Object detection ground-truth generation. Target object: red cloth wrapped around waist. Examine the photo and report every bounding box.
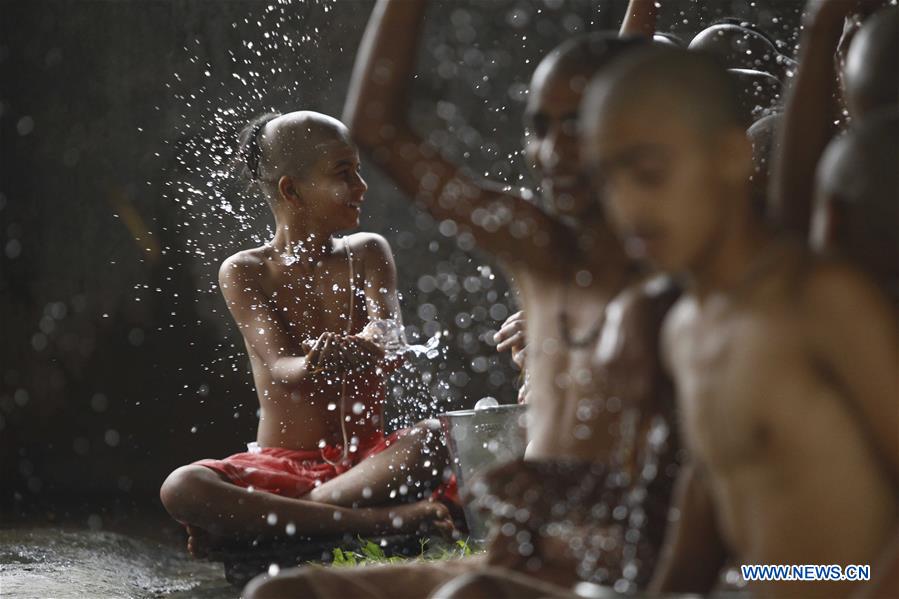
[193,428,458,505]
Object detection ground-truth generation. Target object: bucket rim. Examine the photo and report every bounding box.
[438,404,527,419]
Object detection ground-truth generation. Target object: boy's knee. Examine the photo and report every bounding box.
[243,570,318,599]
[411,418,445,450]
[159,465,210,519]
[412,418,441,435]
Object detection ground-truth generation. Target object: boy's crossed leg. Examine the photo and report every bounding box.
[160,420,454,558]
[306,419,449,508]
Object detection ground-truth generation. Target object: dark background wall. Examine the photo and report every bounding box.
[0,0,804,522]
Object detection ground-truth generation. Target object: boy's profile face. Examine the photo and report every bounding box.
[290,137,368,231]
[524,64,595,222]
[584,101,733,273]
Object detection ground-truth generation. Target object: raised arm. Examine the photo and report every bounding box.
[770,0,865,236]
[620,0,659,38]
[343,0,565,276]
[219,255,316,386]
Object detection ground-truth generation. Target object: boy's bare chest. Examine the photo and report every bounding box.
[261,263,365,339]
[670,302,811,471]
[522,282,615,456]
[525,281,608,381]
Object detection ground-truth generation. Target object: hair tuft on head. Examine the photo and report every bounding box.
[237,112,282,182]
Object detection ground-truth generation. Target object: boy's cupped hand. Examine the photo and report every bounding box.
[304,332,386,374]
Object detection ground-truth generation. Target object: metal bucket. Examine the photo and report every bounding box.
[438,403,528,542]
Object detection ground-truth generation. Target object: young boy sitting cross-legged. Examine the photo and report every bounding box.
[159,110,455,558]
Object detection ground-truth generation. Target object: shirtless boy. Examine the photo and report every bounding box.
[339,0,662,465]
[248,0,673,598]
[159,111,454,557]
[582,46,898,598]
[772,1,898,238]
[812,110,899,304]
[774,2,898,308]
[633,10,789,123]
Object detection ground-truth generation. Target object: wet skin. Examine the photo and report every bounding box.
[585,76,899,598]
[159,116,455,558]
[219,134,387,451]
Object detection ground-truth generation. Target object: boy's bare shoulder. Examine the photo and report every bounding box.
[798,255,893,325]
[218,246,271,284]
[344,232,394,262]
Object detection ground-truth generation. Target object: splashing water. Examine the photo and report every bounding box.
[358,318,442,359]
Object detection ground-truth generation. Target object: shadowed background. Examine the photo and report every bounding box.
[0,0,804,527]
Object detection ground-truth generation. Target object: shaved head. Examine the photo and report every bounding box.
[580,46,755,274]
[653,32,685,47]
[689,22,791,78]
[256,111,350,181]
[817,110,899,211]
[236,110,364,222]
[523,32,647,220]
[238,110,351,190]
[844,7,899,119]
[530,33,647,93]
[583,46,748,142]
[814,109,899,298]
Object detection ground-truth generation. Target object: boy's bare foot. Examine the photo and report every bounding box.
[186,524,228,559]
[389,499,456,539]
[184,501,454,559]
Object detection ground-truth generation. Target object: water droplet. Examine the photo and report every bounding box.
[474,396,499,410]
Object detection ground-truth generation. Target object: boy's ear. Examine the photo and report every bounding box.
[278,175,300,203]
[718,129,754,184]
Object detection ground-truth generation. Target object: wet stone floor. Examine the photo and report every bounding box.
[0,525,237,599]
